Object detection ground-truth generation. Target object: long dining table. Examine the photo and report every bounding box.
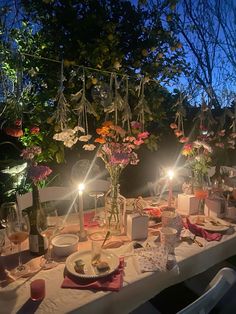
[1,209,236,314]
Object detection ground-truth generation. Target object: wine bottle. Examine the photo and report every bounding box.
[29,184,47,256]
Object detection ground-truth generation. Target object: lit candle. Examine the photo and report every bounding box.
[78,183,87,241]
[167,169,174,207]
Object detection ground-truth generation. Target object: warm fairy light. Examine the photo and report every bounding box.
[78,183,85,192]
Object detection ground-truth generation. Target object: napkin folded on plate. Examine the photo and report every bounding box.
[61,258,124,292]
[185,218,222,241]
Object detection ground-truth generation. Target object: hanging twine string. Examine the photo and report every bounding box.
[136,78,145,131]
[82,67,89,135]
[114,73,118,125]
[124,75,131,132]
[19,51,161,84]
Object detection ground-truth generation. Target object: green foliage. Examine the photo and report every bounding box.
[0,0,187,169]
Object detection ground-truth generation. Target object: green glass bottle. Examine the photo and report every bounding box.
[28,184,47,256]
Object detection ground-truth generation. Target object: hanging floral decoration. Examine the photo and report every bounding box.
[52,61,70,131]
[53,125,95,150]
[134,77,152,131]
[170,93,187,142]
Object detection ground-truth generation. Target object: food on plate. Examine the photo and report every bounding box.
[91,253,101,266]
[96,261,110,272]
[74,259,86,274]
[144,207,162,217]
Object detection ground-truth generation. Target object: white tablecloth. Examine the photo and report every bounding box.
[1,227,236,314]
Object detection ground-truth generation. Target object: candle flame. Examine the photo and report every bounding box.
[78,183,85,192]
[167,169,174,180]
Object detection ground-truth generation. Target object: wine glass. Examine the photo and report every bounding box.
[37,208,63,269]
[89,191,105,224]
[5,206,30,277]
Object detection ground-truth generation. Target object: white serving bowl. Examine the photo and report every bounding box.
[52,234,79,257]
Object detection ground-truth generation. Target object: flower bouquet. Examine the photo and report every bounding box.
[95,121,149,233]
[182,140,212,214]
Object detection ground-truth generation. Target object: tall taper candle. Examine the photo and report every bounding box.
[78,184,87,241]
[167,170,174,207]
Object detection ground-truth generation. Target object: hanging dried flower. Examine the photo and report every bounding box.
[174,129,183,137]
[170,123,178,129]
[179,137,189,143]
[83,144,96,151]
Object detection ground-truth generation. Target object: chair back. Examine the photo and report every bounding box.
[85,179,110,193]
[16,186,78,213]
[177,267,236,314]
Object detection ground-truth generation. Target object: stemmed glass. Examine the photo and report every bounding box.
[5,207,30,277]
[89,191,105,224]
[37,209,63,269]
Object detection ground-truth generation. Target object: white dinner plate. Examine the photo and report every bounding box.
[189,215,230,232]
[65,250,119,279]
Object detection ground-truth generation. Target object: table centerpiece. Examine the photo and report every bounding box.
[95,120,149,234]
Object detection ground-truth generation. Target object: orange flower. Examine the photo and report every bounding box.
[182,143,193,156]
[95,137,106,144]
[102,121,113,127]
[96,126,110,136]
[5,127,23,138]
[174,129,183,137]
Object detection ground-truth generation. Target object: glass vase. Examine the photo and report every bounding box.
[105,183,126,235]
[193,173,209,215]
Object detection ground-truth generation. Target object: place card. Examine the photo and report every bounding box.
[127,214,148,240]
[177,194,200,215]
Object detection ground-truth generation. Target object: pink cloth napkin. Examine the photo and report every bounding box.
[84,212,99,227]
[185,218,222,241]
[61,258,124,292]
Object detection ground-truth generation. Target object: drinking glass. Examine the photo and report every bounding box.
[37,209,63,269]
[89,191,105,225]
[5,207,30,277]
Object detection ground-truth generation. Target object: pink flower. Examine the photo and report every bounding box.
[131,121,142,129]
[134,138,144,145]
[215,142,224,148]
[110,125,126,137]
[170,123,178,129]
[138,131,149,140]
[21,146,42,160]
[123,136,136,142]
[28,165,52,182]
[30,126,40,134]
[174,129,183,137]
[14,119,22,127]
[179,137,189,143]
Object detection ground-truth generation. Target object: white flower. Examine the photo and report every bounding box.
[53,126,88,148]
[74,126,85,133]
[64,138,78,148]
[193,140,212,153]
[195,155,201,162]
[83,144,96,151]
[53,129,74,141]
[79,134,92,142]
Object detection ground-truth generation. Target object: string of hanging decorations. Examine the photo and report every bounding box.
[1,51,164,134]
